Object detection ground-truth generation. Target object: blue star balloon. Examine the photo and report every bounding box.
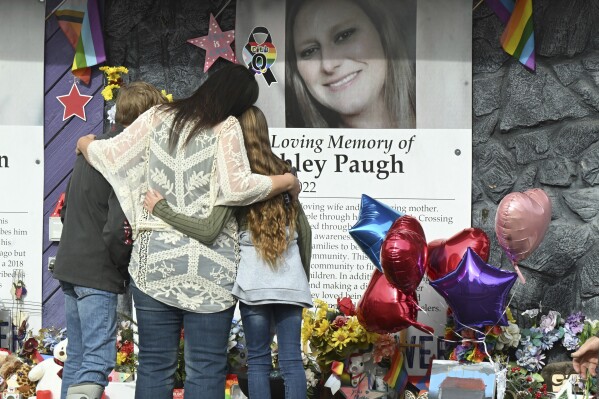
[429,248,517,329]
[348,195,403,271]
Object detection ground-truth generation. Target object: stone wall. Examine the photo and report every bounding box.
[472,0,599,343]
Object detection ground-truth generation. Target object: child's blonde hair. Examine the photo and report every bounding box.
[115,81,165,126]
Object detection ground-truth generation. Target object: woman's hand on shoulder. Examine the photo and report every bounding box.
[76,134,96,155]
[143,189,164,214]
[285,172,301,201]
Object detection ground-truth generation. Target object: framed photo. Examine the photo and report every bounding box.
[428,360,495,399]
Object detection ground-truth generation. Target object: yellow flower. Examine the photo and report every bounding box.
[116,351,128,365]
[301,321,314,344]
[314,319,330,337]
[101,84,120,101]
[331,329,352,349]
[161,89,174,103]
[100,66,129,87]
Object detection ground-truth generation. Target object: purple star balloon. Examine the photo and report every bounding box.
[430,248,517,329]
[349,195,403,272]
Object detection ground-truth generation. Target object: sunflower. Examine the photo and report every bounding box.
[301,320,314,344]
[314,319,331,337]
[331,329,352,349]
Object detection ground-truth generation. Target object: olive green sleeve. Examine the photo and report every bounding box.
[296,203,312,280]
[152,200,235,245]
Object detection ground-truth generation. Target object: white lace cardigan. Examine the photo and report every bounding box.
[87,106,272,312]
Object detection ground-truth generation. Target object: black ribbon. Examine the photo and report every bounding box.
[245,26,277,86]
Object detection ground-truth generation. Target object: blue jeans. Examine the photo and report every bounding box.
[131,285,234,399]
[240,302,306,399]
[61,282,118,399]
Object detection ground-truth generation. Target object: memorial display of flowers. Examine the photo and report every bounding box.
[301,297,379,371]
[115,320,137,374]
[444,306,599,374]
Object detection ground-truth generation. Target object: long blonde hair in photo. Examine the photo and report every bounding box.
[239,106,298,268]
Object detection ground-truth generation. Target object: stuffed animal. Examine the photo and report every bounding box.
[0,350,11,392]
[2,357,36,399]
[28,339,68,399]
[348,352,372,387]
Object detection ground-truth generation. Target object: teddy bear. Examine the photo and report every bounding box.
[27,339,68,399]
[1,355,37,399]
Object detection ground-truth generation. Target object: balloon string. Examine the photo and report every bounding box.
[431,283,522,362]
[512,261,526,284]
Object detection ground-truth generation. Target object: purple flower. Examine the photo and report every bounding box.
[539,310,560,333]
[565,311,585,335]
[562,332,580,351]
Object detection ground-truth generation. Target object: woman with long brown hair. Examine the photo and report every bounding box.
[76,65,300,399]
[144,106,312,398]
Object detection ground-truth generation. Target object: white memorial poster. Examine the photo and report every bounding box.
[236,0,472,375]
[0,126,44,347]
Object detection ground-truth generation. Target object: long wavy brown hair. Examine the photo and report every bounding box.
[239,106,297,268]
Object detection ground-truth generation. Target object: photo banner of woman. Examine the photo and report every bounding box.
[235,0,473,377]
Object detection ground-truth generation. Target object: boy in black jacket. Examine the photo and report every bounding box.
[53,82,165,399]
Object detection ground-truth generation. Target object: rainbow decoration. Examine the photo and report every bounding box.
[384,350,408,393]
[243,26,278,85]
[55,0,106,84]
[484,0,535,71]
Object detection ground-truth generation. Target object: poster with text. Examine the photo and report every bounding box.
[236,0,472,375]
[0,126,44,348]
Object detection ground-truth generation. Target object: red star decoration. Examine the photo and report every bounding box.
[339,376,387,399]
[187,13,237,72]
[56,82,93,121]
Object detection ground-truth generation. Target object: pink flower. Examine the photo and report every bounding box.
[373,335,396,363]
[332,316,348,328]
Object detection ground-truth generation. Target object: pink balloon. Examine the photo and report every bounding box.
[380,216,427,294]
[495,189,552,281]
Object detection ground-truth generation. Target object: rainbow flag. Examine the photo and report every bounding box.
[485,0,535,71]
[55,0,106,84]
[384,350,409,393]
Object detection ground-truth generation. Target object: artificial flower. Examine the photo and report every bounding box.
[522,309,540,318]
[331,329,352,349]
[314,319,330,336]
[373,334,396,363]
[496,322,521,350]
[161,89,174,102]
[101,84,120,101]
[107,104,116,124]
[539,310,560,333]
[565,311,585,335]
[337,296,356,316]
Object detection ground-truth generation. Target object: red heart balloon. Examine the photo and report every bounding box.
[427,228,490,281]
[356,270,433,334]
[389,214,426,240]
[380,216,427,294]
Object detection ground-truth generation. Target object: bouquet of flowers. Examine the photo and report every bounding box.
[115,320,137,374]
[99,66,128,101]
[444,310,510,363]
[301,297,379,372]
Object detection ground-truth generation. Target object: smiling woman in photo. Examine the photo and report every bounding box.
[285,0,416,129]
